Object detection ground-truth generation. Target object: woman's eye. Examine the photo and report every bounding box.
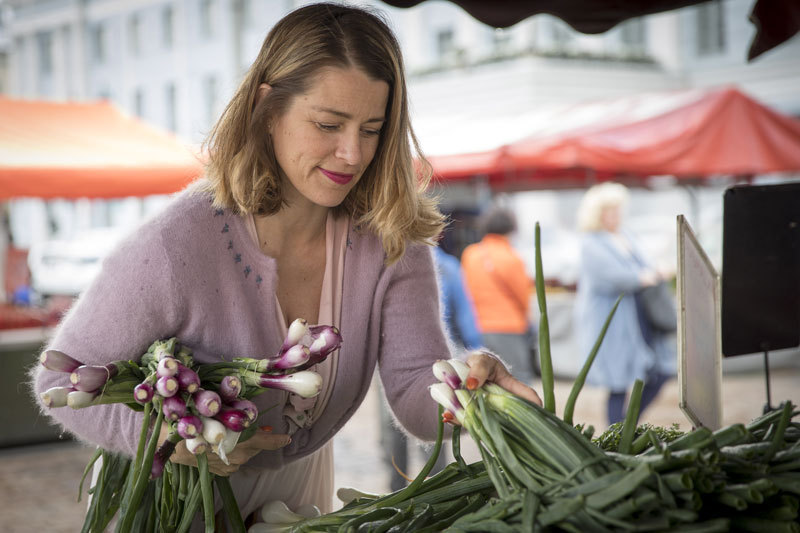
[361,128,381,137]
[316,123,339,132]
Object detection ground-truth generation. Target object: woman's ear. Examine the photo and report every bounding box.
[255,83,272,107]
[253,83,273,132]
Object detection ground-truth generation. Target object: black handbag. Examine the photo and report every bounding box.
[636,281,677,333]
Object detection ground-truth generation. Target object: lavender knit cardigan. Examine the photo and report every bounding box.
[32,187,451,470]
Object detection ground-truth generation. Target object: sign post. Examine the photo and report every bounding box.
[676,215,722,430]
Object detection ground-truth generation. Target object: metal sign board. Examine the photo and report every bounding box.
[677,215,722,430]
[721,182,800,357]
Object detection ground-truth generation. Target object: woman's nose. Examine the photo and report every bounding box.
[334,131,362,166]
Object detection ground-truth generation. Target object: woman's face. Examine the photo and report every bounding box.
[270,66,390,210]
[600,204,621,232]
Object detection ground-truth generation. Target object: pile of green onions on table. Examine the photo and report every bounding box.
[279,223,800,533]
[38,320,341,533]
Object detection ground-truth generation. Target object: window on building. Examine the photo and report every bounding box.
[134,88,145,117]
[162,6,174,48]
[203,75,218,126]
[91,23,106,64]
[0,54,5,93]
[492,28,513,56]
[200,0,214,39]
[619,17,646,54]
[129,13,141,56]
[550,18,573,51]
[165,82,177,132]
[436,27,455,63]
[61,25,76,97]
[243,0,256,27]
[36,31,53,76]
[697,1,726,56]
[14,37,26,91]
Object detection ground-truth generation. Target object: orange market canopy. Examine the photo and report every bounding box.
[0,98,204,199]
[425,87,800,190]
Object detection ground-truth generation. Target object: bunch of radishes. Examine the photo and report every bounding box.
[39,318,342,478]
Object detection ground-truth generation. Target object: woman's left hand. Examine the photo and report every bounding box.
[464,350,542,406]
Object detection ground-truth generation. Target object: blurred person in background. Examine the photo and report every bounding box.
[434,242,483,352]
[461,207,536,384]
[573,182,674,426]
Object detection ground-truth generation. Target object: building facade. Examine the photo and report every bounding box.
[5,0,799,145]
[2,0,799,252]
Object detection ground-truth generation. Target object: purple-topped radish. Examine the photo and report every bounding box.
[162,395,187,421]
[272,344,311,370]
[133,382,155,405]
[429,383,465,424]
[175,364,200,393]
[433,360,462,390]
[297,325,342,369]
[177,414,204,439]
[215,407,250,432]
[193,389,221,417]
[156,375,179,398]
[228,399,258,423]
[157,356,179,378]
[308,325,342,356]
[40,350,83,373]
[70,364,119,392]
[279,318,309,355]
[218,375,242,403]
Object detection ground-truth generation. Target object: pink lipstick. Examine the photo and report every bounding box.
[319,168,354,185]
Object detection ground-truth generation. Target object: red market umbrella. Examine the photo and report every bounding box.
[507,87,800,177]
[427,87,800,189]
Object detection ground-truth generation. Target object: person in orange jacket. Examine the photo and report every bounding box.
[461,206,536,383]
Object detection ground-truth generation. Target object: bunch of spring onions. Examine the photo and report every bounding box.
[283,222,799,532]
[430,360,800,531]
[38,318,341,533]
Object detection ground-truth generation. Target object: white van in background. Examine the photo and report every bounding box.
[27,227,129,297]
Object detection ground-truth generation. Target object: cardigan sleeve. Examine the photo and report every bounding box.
[376,244,452,441]
[31,223,183,457]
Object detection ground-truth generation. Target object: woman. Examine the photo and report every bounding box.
[461,207,536,384]
[573,182,673,426]
[32,3,540,525]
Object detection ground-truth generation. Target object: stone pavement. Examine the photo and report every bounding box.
[1,365,798,532]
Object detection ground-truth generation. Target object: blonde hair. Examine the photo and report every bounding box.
[201,3,444,264]
[576,182,630,232]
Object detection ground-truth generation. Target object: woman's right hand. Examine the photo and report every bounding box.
[164,426,291,476]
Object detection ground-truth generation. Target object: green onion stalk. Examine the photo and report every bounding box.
[38,319,342,533]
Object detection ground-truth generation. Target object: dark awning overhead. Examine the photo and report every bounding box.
[381,0,800,61]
